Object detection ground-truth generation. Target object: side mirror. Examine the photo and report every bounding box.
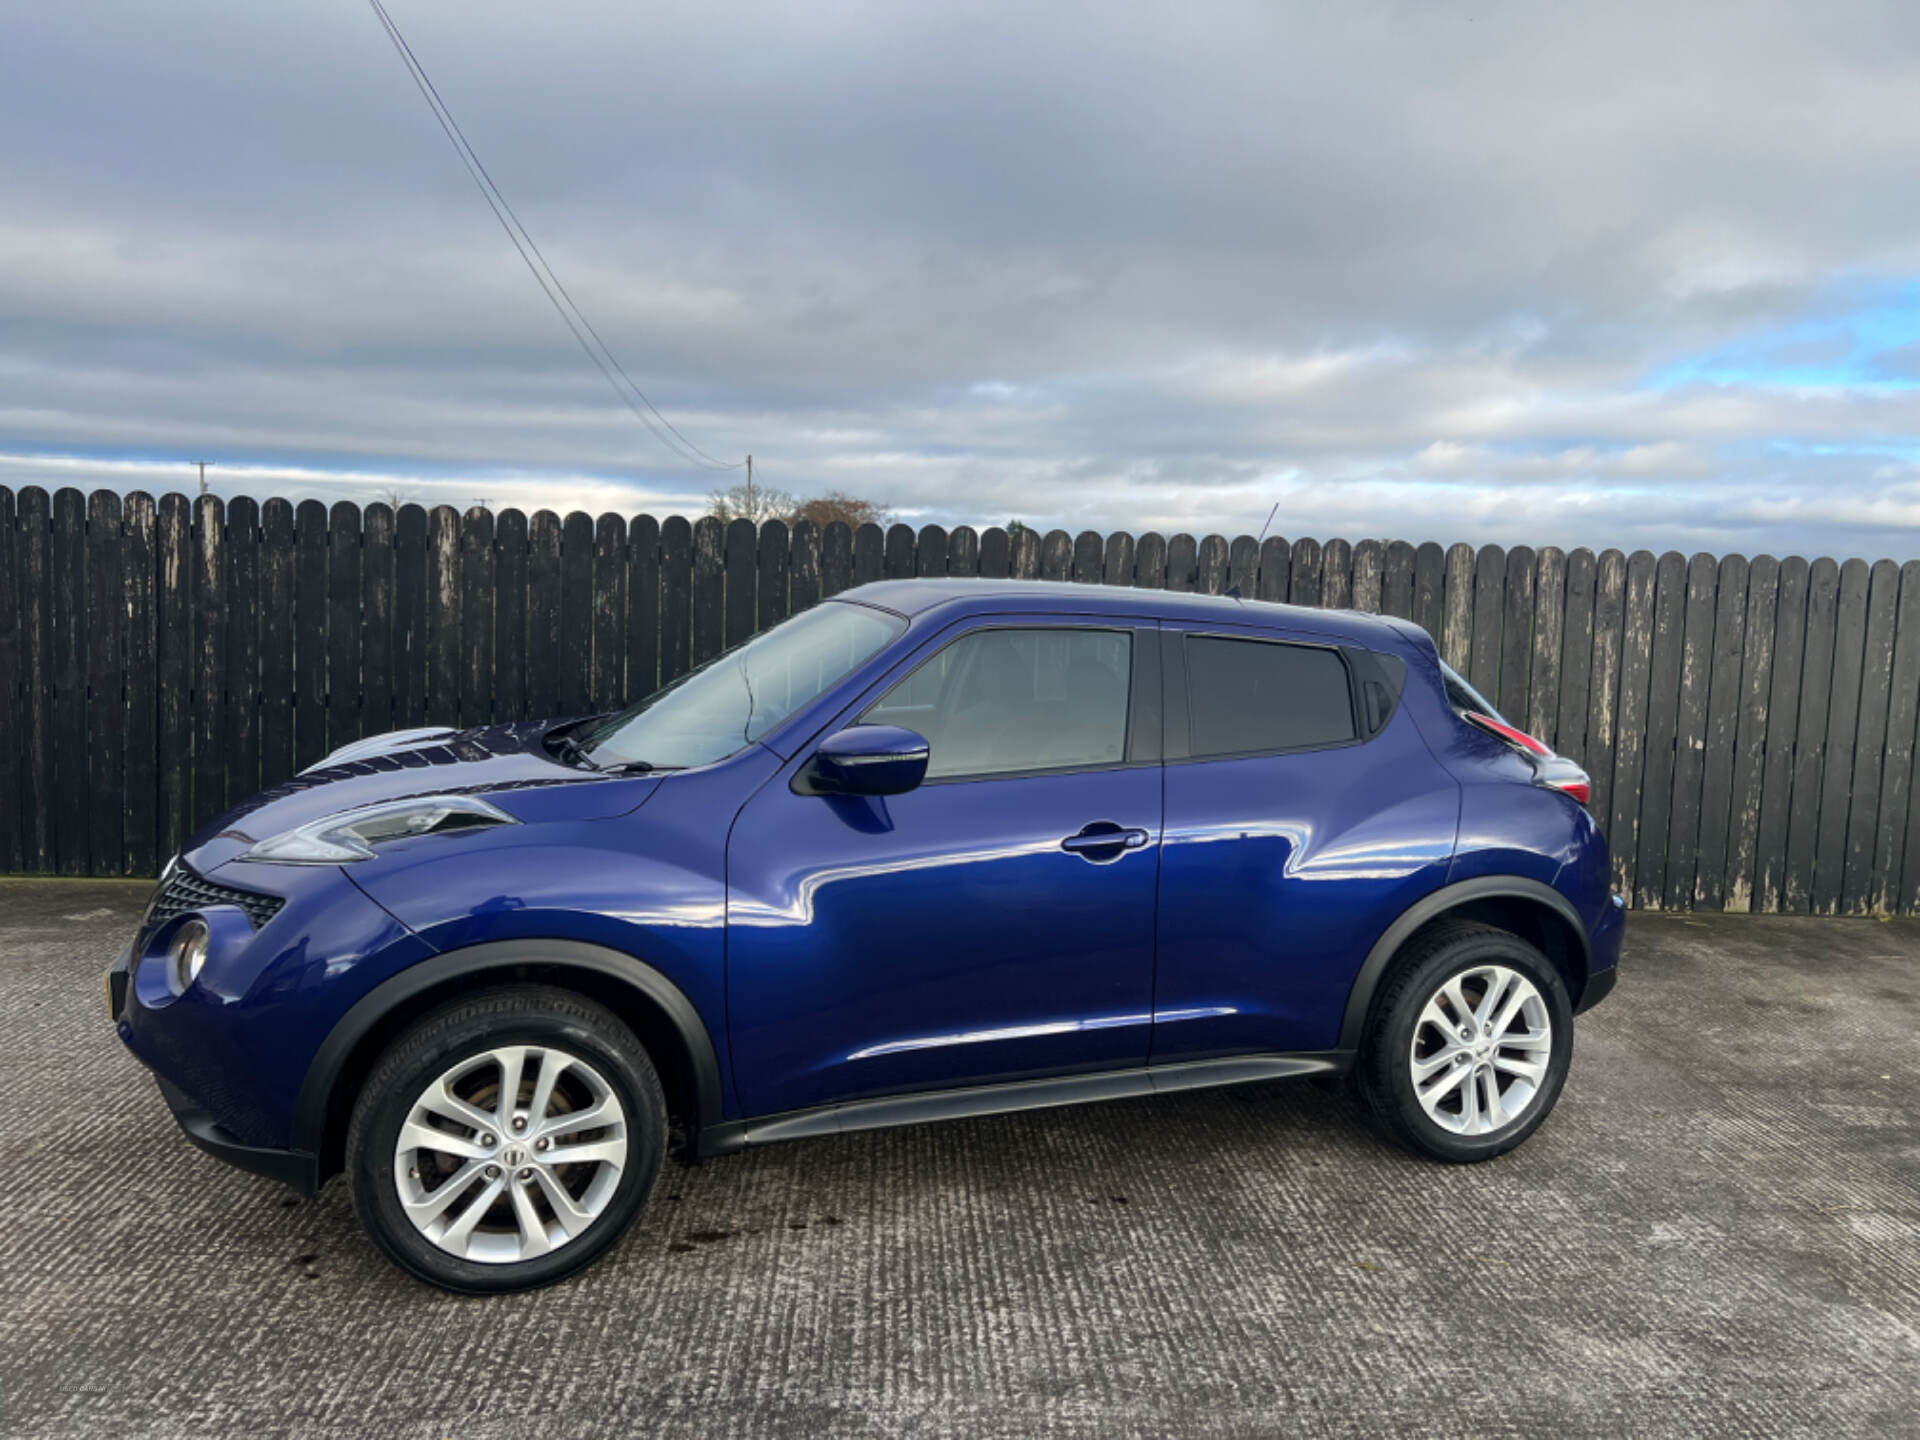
[795,725,930,797]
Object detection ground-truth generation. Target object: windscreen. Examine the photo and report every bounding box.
[582,601,904,770]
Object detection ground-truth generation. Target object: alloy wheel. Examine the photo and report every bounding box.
[1408,965,1553,1136]
[393,1044,628,1264]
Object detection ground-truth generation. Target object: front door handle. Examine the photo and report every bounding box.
[1060,822,1151,861]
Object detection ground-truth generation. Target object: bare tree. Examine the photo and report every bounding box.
[788,491,894,530]
[708,480,798,526]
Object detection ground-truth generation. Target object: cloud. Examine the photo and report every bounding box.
[3,0,1920,559]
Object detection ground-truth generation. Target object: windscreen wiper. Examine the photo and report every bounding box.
[546,730,603,771]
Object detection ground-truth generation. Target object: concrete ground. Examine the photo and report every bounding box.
[0,882,1915,1439]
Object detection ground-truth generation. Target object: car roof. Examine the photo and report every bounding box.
[835,577,1424,650]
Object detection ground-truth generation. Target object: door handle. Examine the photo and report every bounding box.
[1060,823,1150,860]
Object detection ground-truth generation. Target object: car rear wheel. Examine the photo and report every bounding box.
[346,984,667,1293]
[1358,921,1573,1163]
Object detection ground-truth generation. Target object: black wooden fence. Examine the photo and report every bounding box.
[3,483,1919,914]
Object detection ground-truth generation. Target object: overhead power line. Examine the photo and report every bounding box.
[367,0,744,471]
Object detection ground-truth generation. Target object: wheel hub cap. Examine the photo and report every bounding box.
[1408,964,1552,1137]
[394,1045,628,1265]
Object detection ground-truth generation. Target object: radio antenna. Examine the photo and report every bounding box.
[1226,502,1280,600]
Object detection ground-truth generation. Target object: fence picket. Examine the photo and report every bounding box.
[1840,560,1900,913]
[654,516,691,685]
[627,515,660,703]
[760,519,792,630]
[1322,539,1352,608]
[918,524,948,580]
[460,507,494,729]
[1811,558,1871,914]
[1440,543,1473,671]
[560,512,594,712]
[723,517,755,650]
[393,504,428,732]
[1783,559,1842,913]
[1874,562,1920,914]
[86,490,124,874]
[327,501,362,751]
[1499,545,1535,725]
[1686,554,1745,914]
[259,499,296,791]
[425,505,461,730]
[1722,557,1778,912]
[1583,550,1625,836]
[52,489,89,872]
[493,509,527,721]
[118,494,158,871]
[594,513,628,708]
[527,511,562,715]
[0,488,16,871]
[948,525,980,579]
[225,496,261,817]
[156,493,192,858]
[1288,537,1321,607]
[1526,548,1564,744]
[1163,533,1196,593]
[1351,540,1384,614]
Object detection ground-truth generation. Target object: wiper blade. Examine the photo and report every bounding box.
[602,759,682,774]
[546,730,603,771]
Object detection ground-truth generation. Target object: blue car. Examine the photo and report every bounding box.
[109,578,1623,1292]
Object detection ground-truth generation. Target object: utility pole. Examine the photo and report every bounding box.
[192,460,212,497]
[745,455,754,519]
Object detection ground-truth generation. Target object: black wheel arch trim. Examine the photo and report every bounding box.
[1337,876,1592,1051]
[291,938,726,1161]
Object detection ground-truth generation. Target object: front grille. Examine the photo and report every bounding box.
[143,866,285,933]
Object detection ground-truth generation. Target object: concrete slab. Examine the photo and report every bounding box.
[0,880,1915,1437]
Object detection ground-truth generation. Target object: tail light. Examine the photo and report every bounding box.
[1538,770,1590,806]
[1463,710,1590,806]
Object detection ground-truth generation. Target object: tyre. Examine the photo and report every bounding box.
[1357,921,1573,1163]
[346,984,667,1293]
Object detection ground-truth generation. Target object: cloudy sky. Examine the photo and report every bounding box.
[5,0,1920,559]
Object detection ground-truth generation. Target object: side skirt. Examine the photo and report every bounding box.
[696,1052,1352,1157]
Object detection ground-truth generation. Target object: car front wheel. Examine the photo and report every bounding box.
[346,984,667,1293]
[1358,921,1574,1163]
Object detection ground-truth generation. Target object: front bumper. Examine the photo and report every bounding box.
[105,941,320,1195]
[155,1076,319,1196]
[107,857,434,1191]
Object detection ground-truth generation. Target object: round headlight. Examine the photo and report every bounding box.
[169,920,210,995]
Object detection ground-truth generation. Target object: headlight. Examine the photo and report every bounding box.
[242,795,518,864]
[169,920,210,994]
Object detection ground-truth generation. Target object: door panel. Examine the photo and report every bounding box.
[1151,624,1459,1060]
[725,619,1163,1118]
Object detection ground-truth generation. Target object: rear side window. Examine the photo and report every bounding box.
[1438,659,1503,722]
[1185,636,1355,757]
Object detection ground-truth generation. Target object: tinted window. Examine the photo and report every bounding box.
[868,628,1132,779]
[1185,636,1354,756]
[1438,659,1502,722]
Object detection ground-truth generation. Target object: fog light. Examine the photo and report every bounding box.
[169,920,210,995]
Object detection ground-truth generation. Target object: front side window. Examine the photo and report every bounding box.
[867,627,1132,780]
[1185,635,1355,758]
[584,601,904,770]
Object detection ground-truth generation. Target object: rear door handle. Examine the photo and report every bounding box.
[1060,823,1151,859]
